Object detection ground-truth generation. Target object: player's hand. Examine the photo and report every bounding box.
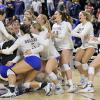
[25,49,32,56]
[6,61,13,67]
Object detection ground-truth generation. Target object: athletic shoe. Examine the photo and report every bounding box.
[54,87,64,95]
[44,83,53,96]
[77,79,84,86]
[66,81,69,86]
[0,88,16,98]
[81,80,88,89]
[18,84,26,93]
[95,71,100,77]
[61,79,66,86]
[78,84,94,93]
[66,85,76,93]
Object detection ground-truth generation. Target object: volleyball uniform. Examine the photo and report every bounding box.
[71,22,97,49]
[16,29,22,38]
[36,27,60,61]
[16,29,24,61]
[0,40,18,78]
[52,21,74,52]
[2,34,49,71]
[0,21,15,42]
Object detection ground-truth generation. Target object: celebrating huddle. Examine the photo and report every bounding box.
[0,9,99,98]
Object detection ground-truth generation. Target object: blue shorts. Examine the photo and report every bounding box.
[55,56,59,61]
[95,48,97,51]
[24,56,41,71]
[0,64,15,78]
[59,49,73,54]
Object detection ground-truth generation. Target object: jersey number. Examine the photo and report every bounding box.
[31,43,36,49]
[53,31,58,35]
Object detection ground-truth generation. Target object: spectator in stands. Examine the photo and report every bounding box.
[0,0,5,11]
[57,0,66,11]
[5,0,14,18]
[4,18,11,27]
[29,7,35,15]
[86,0,96,7]
[31,0,42,17]
[66,0,72,8]
[96,8,100,18]
[21,0,32,10]
[52,0,60,11]
[10,15,18,23]
[69,0,81,19]
[47,0,53,18]
[14,0,25,23]
[86,1,94,14]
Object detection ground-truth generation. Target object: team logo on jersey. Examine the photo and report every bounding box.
[25,38,37,44]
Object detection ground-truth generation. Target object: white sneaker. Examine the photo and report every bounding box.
[0,88,16,98]
[77,79,84,86]
[54,87,64,95]
[61,79,66,86]
[66,81,69,86]
[44,83,53,96]
[18,84,26,93]
[57,74,63,81]
[81,80,88,89]
[78,84,94,93]
[95,71,100,77]
[66,85,76,93]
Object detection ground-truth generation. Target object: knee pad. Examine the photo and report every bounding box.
[23,82,30,89]
[74,61,81,66]
[62,64,70,71]
[88,67,95,74]
[82,63,88,70]
[49,72,57,81]
[7,69,15,76]
[37,73,45,79]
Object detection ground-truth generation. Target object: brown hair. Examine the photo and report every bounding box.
[32,22,44,32]
[20,24,33,38]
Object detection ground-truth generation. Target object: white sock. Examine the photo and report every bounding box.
[88,81,93,84]
[56,83,62,88]
[81,74,85,79]
[84,77,88,81]
[9,85,15,87]
[39,83,42,87]
[68,79,73,85]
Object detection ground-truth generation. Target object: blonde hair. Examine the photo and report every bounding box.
[39,14,51,31]
[32,23,44,32]
[25,10,36,21]
[24,15,33,23]
[81,11,92,22]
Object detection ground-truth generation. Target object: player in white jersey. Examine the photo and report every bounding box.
[12,21,23,37]
[0,10,15,42]
[69,11,97,88]
[28,21,64,95]
[0,24,54,98]
[77,36,100,92]
[51,10,76,93]
[23,15,32,25]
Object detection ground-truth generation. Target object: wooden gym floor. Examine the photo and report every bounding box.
[0,70,100,100]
